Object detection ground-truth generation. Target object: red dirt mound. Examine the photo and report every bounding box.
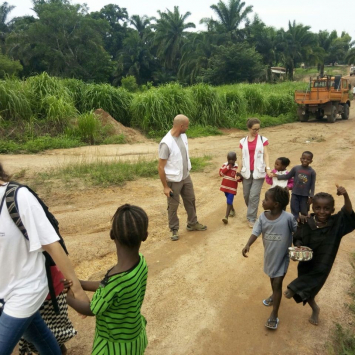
[94,109,148,144]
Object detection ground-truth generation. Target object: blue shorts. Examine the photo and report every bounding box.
[224,192,235,205]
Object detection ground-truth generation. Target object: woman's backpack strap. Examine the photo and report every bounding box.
[5,182,29,240]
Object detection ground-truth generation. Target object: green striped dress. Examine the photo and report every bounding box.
[90,254,148,355]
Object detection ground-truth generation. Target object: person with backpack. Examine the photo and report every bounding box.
[0,162,89,355]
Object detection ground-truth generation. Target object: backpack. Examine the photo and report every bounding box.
[3,181,68,314]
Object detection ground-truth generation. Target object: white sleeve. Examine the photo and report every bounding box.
[17,188,60,252]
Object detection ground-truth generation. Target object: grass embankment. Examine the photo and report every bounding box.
[1,73,307,153]
[32,156,211,188]
[326,252,355,354]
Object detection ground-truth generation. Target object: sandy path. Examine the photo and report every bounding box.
[7,104,355,355]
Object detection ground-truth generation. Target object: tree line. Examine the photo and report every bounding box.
[1,0,354,86]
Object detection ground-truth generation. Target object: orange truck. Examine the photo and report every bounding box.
[294,75,351,123]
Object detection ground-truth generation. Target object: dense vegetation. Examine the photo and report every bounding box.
[0,0,354,86]
[0,72,307,152]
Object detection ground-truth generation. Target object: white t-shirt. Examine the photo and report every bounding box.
[0,184,60,318]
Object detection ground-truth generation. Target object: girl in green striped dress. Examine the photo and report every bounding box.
[67,204,149,354]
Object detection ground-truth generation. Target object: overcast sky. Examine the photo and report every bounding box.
[7,0,355,38]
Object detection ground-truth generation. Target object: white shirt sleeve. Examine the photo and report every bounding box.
[17,188,60,252]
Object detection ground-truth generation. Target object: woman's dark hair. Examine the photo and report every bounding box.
[312,192,334,208]
[246,118,261,129]
[277,157,290,168]
[110,204,148,247]
[0,163,11,182]
[268,186,290,210]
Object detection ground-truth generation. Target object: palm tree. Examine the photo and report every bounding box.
[278,21,316,80]
[154,6,195,72]
[0,2,15,51]
[202,0,253,40]
[178,32,214,84]
[130,15,152,39]
[346,47,355,65]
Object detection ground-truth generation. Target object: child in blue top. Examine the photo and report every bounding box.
[242,186,297,330]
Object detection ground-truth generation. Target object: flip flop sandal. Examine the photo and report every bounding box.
[262,298,273,307]
[265,318,279,330]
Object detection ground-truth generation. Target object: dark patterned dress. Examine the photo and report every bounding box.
[288,207,355,303]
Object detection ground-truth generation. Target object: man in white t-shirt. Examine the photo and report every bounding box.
[158,115,207,241]
[0,164,89,355]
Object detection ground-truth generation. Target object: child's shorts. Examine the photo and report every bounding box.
[224,192,235,205]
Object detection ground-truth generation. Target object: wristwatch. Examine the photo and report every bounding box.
[266,167,271,170]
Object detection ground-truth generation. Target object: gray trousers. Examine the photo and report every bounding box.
[167,175,197,231]
[242,172,265,222]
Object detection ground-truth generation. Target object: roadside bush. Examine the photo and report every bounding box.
[188,84,226,126]
[241,84,268,114]
[81,84,132,126]
[131,83,194,131]
[121,76,138,92]
[0,79,32,120]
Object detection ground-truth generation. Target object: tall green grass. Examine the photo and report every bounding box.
[1,74,309,153]
[131,83,195,131]
[0,79,32,120]
[81,84,133,126]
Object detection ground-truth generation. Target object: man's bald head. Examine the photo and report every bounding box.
[172,114,189,134]
[173,114,189,127]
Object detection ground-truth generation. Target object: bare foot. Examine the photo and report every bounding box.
[309,306,320,326]
[284,289,294,299]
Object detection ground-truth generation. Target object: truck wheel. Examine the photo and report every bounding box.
[341,103,349,120]
[316,109,324,120]
[327,105,337,123]
[298,107,309,122]
[300,113,309,122]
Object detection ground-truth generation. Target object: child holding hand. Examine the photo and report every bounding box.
[242,186,297,330]
[219,151,242,224]
[67,204,149,354]
[273,151,316,219]
[265,157,293,190]
[285,185,355,326]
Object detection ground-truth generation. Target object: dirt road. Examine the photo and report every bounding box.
[5,105,355,355]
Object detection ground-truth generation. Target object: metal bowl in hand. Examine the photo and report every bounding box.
[288,246,313,261]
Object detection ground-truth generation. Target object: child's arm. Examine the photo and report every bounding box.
[80,280,101,292]
[265,170,274,185]
[293,224,303,247]
[336,185,352,214]
[287,175,294,190]
[67,291,94,316]
[219,165,229,177]
[242,235,258,257]
[308,170,316,204]
[274,167,295,180]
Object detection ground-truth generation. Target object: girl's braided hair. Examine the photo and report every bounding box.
[0,163,10,182]
[313,192,334,208]
[110,204,148,247]
[268,186,290,210]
